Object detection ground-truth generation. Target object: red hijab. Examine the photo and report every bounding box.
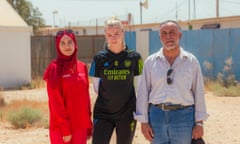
[43,30,78,87]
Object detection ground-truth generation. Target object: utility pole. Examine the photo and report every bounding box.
[216,0,219,17]
[188,0,192,30]
[140,1,142,24]
[188,0,191,21]
[96,18,98,35]
[175,0,178,21]
[139,0,148,24]
[52,10,58,27]
[193,0,196,19]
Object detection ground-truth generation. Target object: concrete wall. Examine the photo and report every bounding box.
[31,35,106,78]
[38,16,240,36]
[125,28,240,81]
[30,28,240,82]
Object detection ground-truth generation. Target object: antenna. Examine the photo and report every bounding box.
[141,0,148,9]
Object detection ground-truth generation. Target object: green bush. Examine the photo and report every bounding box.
[7,107,42,128]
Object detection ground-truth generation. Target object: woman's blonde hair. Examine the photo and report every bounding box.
[104,16,124,32]
[104,16,126,49]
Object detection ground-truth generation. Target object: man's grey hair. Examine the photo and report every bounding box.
[159,20,181,31]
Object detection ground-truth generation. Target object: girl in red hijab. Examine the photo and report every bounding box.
[43,29,92,144]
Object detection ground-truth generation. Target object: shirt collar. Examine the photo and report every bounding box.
[156,47,189,60]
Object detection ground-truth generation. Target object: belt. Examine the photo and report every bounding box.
[152,103,193,111]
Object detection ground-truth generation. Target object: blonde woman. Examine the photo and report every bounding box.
[89,17,143,144]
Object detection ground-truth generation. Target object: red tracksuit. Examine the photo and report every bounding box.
[45,61,92,144]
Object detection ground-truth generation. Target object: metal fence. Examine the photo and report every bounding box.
[144,28,240,80]
[31,35,105,78]
[31,28,240,81]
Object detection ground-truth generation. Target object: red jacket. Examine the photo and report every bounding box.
[45,61,92,136]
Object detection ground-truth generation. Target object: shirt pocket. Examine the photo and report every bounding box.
[177,68,193,89]
[150,67,166,87]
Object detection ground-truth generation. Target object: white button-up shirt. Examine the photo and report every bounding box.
[134,47,209,123]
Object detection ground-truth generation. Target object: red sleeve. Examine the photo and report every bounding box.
[46,76,71,136]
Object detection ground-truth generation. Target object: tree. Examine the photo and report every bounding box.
[7,0,45,33]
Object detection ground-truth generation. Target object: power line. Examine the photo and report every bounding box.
[154,0,187,22]
[196,0,217,18]
[220,0,240,16]
[63,0,138,1]
[221,0,240,5]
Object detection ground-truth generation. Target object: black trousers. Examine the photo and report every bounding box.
[92,118,136,144]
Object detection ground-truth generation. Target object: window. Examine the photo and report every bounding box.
[200,23,221,29]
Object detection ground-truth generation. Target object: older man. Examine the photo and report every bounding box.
[134,20,209,144]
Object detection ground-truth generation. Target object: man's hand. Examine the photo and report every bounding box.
[192,122,204,139]
[141,123,154,142]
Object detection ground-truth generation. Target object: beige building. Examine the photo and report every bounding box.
[38,15,240,36]
[0,0,32,88]
[179,16,240,30]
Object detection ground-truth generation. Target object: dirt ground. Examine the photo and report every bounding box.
[0,86,240,144]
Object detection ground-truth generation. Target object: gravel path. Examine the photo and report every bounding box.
[0,87,240,144]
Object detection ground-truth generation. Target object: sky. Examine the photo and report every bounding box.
[27,0,240,27]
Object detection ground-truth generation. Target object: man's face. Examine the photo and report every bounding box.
[160,22,182,50]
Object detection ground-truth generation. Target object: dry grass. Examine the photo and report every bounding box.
[1,83,240,144]
[0,94,5,107]
[0,99,48,128]
[206,81,240,97]
[20,76,45,90]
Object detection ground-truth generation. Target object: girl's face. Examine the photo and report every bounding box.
[105,26,124,46]
[59,35,75,56]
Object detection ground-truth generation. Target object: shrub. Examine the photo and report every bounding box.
[206,80,240,97]
[0,110,3,121]
[0,87,5,107]
[21,76,45,90]
[217,57,238,87]
[7,107,42,128]
[42,117,49,129]
[203,58,240,96]
[0,96,5,107]
[203,60,213,86]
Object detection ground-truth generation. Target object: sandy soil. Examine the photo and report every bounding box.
[0,87,240,144]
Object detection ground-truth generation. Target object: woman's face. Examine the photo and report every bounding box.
[59,35,75,56]
[105,26,124,47]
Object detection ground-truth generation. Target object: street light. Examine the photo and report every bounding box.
[52,10,58,27]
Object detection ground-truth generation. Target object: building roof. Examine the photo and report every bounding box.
[0,0,28,27]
